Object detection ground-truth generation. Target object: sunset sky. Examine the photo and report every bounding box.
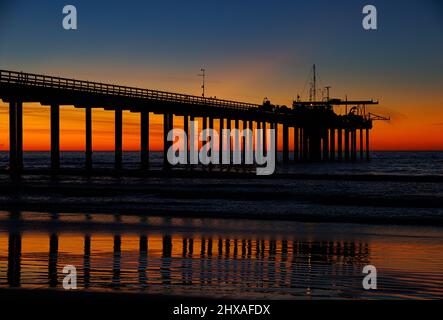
[0,0,442,151]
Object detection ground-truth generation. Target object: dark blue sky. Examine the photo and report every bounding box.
[0,0,442,150]
[0,0,441,103]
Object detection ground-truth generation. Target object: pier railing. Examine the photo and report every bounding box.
[0,69,259,111]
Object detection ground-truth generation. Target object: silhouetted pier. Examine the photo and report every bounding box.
[0,70,383,173]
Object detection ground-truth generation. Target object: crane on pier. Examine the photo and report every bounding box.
[289,65,389,122]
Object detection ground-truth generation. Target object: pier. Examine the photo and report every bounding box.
[0,69,385,173]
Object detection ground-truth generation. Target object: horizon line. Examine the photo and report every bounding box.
[0,149,442,153]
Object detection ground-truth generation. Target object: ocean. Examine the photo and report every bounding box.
[1,151,442,176]
[0,151,442,299]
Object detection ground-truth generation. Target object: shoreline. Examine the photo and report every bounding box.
[0,172,441,226]
[0,168,442,182]
[1,204,442,227]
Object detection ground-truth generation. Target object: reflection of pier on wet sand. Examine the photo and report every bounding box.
[3,231,370,297]
[1,211,443,299]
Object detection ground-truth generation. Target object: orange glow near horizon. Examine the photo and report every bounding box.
[0,99,442,152]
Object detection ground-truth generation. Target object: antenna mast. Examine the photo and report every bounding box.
[198,68,206,97]
[313,64,316,102]
[309,64,317,102]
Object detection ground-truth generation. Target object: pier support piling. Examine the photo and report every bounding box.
[330,128,335,161]
[183,115,189,164]
[247,120,253,163]
[322,129,329,161]
[226,119,231,163]
[274,123,278,162]
[344,128,350,161]
[8,101,23,172]
[302,128,309,161]
[219,118,224,164]
[351,130,357,161]
[234,119,240,164]
[140,111,149,169]
[9,102,17,172]
[256,121,261,155]
[163,113,173,168]
[294,126,299,161]
[337,128,343,161]
[360,129,364,160]
[299,128,303,160]
[242,120,247,164]
[202,117,207,162]
[262,122,267,154]
[189,115,195,167]
[366,128,370,160]
[203,117,207,133]
[114,109,123,170]
[16,102,23,170]
[283,124,289,163]
[350,129,354,161]
[50,104,60,170]
[85,107,92,170]
[209,117,214,159]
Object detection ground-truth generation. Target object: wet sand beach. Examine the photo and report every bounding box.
[0,152,442,300]
[1,212,442,299]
